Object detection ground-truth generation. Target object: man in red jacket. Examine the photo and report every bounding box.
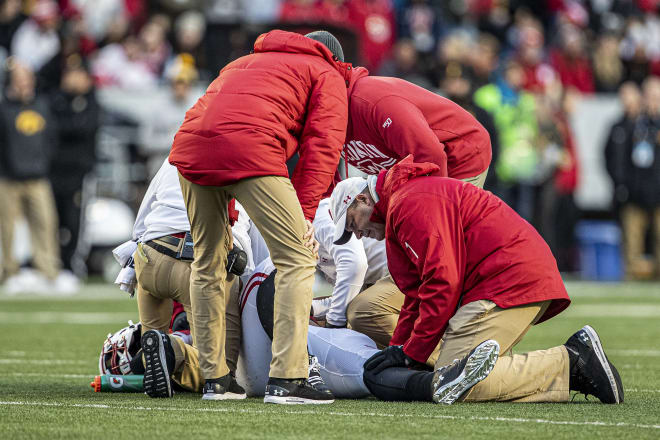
[344,67,491,185]
[339,68,493,347]
[169,30,350,404]
[329,156,623,404]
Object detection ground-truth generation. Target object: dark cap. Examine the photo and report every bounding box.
[305,30,344,62]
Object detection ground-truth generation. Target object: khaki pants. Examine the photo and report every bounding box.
[461,168,489,189]
[621,204,660,279]
[436,300,569,402]
[179,174,315,380]
[0,178,60,280]
[349,277,569,402]
[134,238,241,391]
[347,275,404,349]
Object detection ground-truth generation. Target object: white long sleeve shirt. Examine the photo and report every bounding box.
[313,198,389,326]
[132,159,259,274]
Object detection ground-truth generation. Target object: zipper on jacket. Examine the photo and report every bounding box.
[405,241,419,260]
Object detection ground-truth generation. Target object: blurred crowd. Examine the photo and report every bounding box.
[1,0,659,290]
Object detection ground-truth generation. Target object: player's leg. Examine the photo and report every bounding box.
[231,176,329,404]
[346,275,404,348]
[178,172,243,400]
[307,326,379,398]
[363,340,500,404]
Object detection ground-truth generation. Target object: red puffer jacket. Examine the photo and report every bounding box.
[343,67,491,178]
[372,156,570,363]
[169,30,351,220]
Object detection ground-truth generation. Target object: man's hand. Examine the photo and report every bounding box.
[363,345,416,375]
[304,219,319,258]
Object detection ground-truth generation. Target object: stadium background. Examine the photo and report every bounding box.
[0,1,659,438]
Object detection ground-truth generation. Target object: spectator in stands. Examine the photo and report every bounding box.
[550,23,595,94]
[348,0,396,71]
[604,82,643,219]
[535,83,581,272]
[438,61,499,189]
[593,33,625,93]
[10,0,61,72]
[474,58,540,222]
[615,77,660,280]
[138,14,171,77]
[49,56,100,278]
[0,63,61,290]
[0,0,24,51]
[396,0,445,55]
[92,34,157,89]
[139,54,199,175]
[171,10,207,77]
[470,33,500,89]
[378,38,431,89]
[515,19,557,94]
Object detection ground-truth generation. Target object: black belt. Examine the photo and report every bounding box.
[157,235,183,247]
[144,240,186,260]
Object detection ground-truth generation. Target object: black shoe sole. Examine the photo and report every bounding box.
[432,340,500,405]
[583,325,622,404]
[142,330,173,398]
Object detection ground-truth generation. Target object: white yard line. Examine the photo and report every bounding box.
[0,312,136,324]
[609,349,660,357]
[3,373,91,379]
[0,400,658,430]
[0,359,89,365]
[564,304,660,317]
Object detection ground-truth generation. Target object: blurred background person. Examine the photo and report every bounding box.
[10,0,60,71]
[0,62,61,291]
[474,58,540,222]
[604,82,644,221]
[49,55,99,280]
[614,77,660,280]
[139,54,199,176]
[438,60,499,190]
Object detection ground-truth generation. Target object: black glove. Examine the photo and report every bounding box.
[363,345,416,375]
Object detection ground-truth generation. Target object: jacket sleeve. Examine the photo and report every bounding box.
[389,294,420,346]
[371,95,448,176]
[390,194,465,363]
[292,71,348,220]
[313,201,368,326]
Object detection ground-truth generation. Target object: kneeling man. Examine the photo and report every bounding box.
[330,155,623,404]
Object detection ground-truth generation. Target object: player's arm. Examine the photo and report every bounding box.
[292,71,348,220]
[391,195,464,364]
[371,95,448,176]
[312,202,368,326]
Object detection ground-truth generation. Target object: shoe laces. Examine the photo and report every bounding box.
[308,355,322,377]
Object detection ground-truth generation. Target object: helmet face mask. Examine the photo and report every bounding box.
[99,321,142,375]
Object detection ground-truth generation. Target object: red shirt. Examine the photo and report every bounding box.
[344,67,491,178]
[373,156,570,363]
[169,30,351,220]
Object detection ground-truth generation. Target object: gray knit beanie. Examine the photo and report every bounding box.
[305,30,344,62]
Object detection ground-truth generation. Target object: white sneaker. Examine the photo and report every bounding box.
[53,271,80,296]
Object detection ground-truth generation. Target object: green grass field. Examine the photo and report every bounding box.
[1,281,659,439]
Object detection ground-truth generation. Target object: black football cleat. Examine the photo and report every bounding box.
[565,325,623,404]
[264,376,335,405]
[202,374,247,401]
[141,330,175,398]
[432,339,500,404]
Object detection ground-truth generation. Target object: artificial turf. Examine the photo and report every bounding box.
[0,281,659,439]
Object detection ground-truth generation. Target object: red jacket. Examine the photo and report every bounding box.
[373,156,570,363]
[169,30,351,220]
[344,67,491,178]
